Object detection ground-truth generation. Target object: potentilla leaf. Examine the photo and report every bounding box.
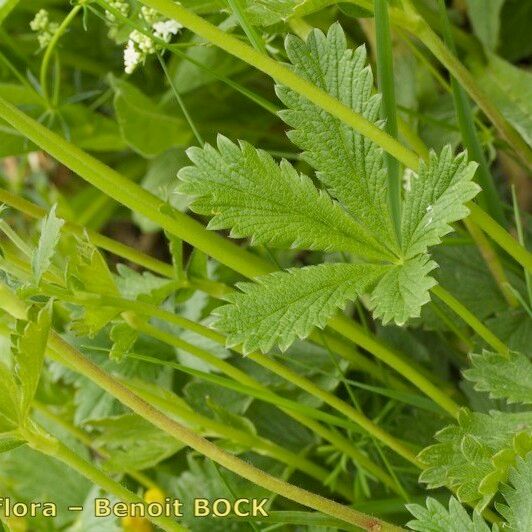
[407,497,494,531]
[496,453,532,531]
[214,263,388,353]
[31,204,64,284]
[277,24,396,252]
[464,350,532,405]
[401,146,479,259]
[12,302,52,417]
[177,135,392,261]
[369,254,438,325]
[419,408,532,510]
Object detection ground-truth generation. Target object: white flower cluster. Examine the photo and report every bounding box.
[105,0,130,24]
[123,10,182,75]
[30,9,59,49]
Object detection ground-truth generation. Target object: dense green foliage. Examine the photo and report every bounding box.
[0,0,531,531]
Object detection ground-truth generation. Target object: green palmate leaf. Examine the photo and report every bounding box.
[464,351,532,405]
[419,408,532,509]
[276,24,396,252]
[31,204,64,285]
[12,303,52,417]
[214,263,388,353]
[401,147,479,259]
[369,254,438,326]
[0,361,19,432]
[497,453,532,531]
[178,135,390,260]
[406,497,494,532]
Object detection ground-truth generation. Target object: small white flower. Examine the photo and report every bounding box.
[106,0,130,22]
[124,40,141,74]
[152,20,183,42]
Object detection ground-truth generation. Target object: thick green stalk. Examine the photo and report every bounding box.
[436,0,504,224]
[431,285,509,356]
[40,4,83,103]
[21,428,185,532]
[45,333,402,531]
[375,0,401,245]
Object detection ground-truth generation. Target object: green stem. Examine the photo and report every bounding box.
[329,315,461,417]
[463,218,518,308]
[468,203,532,272]
[511,186,532,308]
[22,427,185,532]
[32,401,159,490]
[375,0,401,245]
[46,333,402,531]
[431,285,509,356]
[226,0,267,54]
[39,4,83,102]
[117,377,355,501]
[436,0,504,225]
[411,8,532,168]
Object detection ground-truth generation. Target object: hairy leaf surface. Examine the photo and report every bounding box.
[215,263,388,353]
[369,255,438,325]
[277,24,396,250]
[401,147,479,258]
[178,135,389,259]
[465,351,532,405]
[407,497,493,531]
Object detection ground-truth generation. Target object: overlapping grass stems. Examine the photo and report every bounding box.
[0,0,530,529]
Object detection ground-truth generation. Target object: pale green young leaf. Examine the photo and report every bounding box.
[214,263,388,353]
[13,303,52,417]
[497,453,532,531]
[401,147,479,259]
[419,409,532,508]
[31,204,64,284]
[369,255,438,325]
[109,322,137,362]
[407,497,494,531]
[68,239,121,337]
[276,24,396,251]
[464,351,532,405]
[178,135,391,260]
[0,361,20,432]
